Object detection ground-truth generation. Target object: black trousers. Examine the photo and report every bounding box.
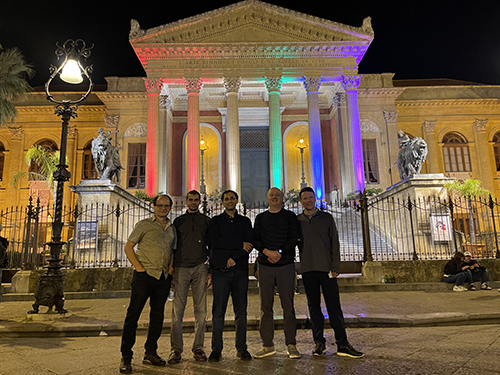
[302,271,348,346]
[121,271,172,358]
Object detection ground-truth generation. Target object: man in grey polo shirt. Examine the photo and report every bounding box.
[119,194,176,374]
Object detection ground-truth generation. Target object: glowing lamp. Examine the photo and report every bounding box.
[60,59,83,84]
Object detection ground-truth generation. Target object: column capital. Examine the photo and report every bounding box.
[265,76,282,93]
[143,78,163,95]
[8,126,23,141]
[383,110,398,124]
[67,125,78,139]
[223,77,241,94]
[341,75,362,91]
[333,92,346,107]
[303,76,322,93]
[422,120,438,134]
[160,95,171,110]
[104,114,120,129]
[184,77,203,94]
[473,118,489,132]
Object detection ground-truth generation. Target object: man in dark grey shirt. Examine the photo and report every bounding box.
[297,187,363,359]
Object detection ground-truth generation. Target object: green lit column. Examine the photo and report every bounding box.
[265,76,283,189]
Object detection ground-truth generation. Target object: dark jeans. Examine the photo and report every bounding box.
[211,267,249,353]
[121,271,172,358]
[302,271,348,347]
[468,268,489,283]
[443,271,472,286]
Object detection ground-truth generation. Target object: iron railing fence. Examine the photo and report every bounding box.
[2,194,499,270]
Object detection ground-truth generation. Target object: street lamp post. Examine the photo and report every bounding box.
[29,39,93,314]
[199,138,209,195]
[296,137,308,189]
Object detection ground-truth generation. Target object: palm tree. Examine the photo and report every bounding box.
[0,44,35,125]
[444,178,490,244]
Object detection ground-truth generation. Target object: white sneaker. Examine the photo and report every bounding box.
[254,346,276,359]
[481,282,492,290]
[453,285,467,292]
[287,345,301,359]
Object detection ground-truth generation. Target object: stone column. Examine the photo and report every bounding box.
[8,127,24,204]
[144,78,163,196]
[334,93,354,197]
[303,76,325,200]
[158,95,169,194]
[422,120,440,174]
[223,77,241,196]
[383,110,399,185]
[265,76,283,190]
[185,78,203,192]
[341,75,365,193]
[473,119,495,193]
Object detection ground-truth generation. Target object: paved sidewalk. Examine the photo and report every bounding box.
[1,285,500,337]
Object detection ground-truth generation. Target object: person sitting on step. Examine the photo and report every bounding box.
[461,251,492,291]
[443,252,473,292]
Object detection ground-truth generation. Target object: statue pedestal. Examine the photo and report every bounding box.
[384,174,454,202]
[70,179,148,208]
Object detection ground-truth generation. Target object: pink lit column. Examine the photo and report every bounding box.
[144,78,163,196]
[303,76,325,200]
[341,75,365,193]
[223,77,242,196]
[265,76,283,189]
[185,78,203,192]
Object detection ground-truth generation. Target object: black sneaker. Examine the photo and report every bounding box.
[337,343,364,358]
[313,342,326,357]
[119,357,132,374]
[167,350,182,365]
[470,284,477,291]
[237,350,252,361]
[208,351,221,362]
[143,353,166,366]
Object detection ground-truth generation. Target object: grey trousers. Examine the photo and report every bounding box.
[258,263,297,347]
[170,263,208,353]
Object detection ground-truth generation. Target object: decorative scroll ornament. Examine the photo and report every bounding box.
[184,77,203,94]
[104,114,120,129]
[8,126,24,141]
[144,78,163,95]
[473,118,489,132]
[341,75,361,91]
[333,92,346,107]
[129,19,145,39]
[223,77,242,94]
[383,110,398,124]
[303,76,322,93]
[422,120,438,134]
[124,123,148,138]
[265,76,282,93]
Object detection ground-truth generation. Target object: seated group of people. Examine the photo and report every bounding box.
[443,251,492,292]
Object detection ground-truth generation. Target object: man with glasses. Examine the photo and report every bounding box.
[120,194,176,374]
[207,190,254,362]
[168,190,211,364]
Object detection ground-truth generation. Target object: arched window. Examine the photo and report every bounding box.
[82,141,97,179]
[442,132,471,172]
[29,139,58,179]
[493,132,500,171]
[0,142,5,182]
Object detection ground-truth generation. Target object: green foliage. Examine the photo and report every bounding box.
[208,186,227,205]
[0,44,35,125]
[284,188,301,204]
[134,191,164,203]
[12,145,61,188]
[443,178,490,198]
[346,188,383,201]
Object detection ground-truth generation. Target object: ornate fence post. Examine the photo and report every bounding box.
[407,196,418,260]
[69,203,80,269]
[113,202,121,267]
[359,191,372,262]
[22,196,34,270]
[487,194,500,258]
[447,196,458,254]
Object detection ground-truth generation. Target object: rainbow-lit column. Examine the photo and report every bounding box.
[224,77,242,197]
[158,95,170,194]
[265,76,283,189]
[341,75,365,193]
[303,76,325,200]
[144,78,163,196]
[185,77,203,192]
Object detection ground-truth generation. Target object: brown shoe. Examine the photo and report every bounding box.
[167,350,181,365]
[193,348,207,362]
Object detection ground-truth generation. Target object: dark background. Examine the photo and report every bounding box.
[2,0,500,87]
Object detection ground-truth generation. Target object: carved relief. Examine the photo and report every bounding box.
[143,78,163,94]
[105,114,120,129]
[341,75,361,91]
[383,110,398,124]
[8,127,24,141]
[160,95,171,110]
[422,120,438,134]
[124,123,148,138]
[265,76,282,93]
[223,77,242,94]
[473,118,489,132]
[129,19,145,39]
[303,76,322,93]
[184,78,203,94]
[361,119,380,133]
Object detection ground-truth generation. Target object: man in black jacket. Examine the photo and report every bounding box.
[168,190,211,365]
[253,187,301,359]
[462,251,492,290]
[297,187,363,359]
[207,190,254,362]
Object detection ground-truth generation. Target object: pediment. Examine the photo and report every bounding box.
[130,0,373,45]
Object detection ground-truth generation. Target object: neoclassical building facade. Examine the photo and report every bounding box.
[3,0,500,209]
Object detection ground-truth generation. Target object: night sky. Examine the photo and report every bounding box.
[2,0,500,88]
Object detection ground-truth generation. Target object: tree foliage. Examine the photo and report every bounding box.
[12,145,61,188]
[0,44,35,125]
[443,178,490,199]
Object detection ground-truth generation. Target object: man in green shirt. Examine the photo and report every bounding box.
[120,194,176,374]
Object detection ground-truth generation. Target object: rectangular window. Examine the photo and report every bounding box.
[127,143,146,189]
[362,139,379,184]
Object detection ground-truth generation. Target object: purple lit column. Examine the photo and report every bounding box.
[303,76,325,200]
[341,75,365,193]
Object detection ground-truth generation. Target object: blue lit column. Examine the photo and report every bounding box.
[341,75,365,193]
[265,76,283,189]
[303,76,325,200]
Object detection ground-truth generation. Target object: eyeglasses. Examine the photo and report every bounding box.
[155,204,171,208]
